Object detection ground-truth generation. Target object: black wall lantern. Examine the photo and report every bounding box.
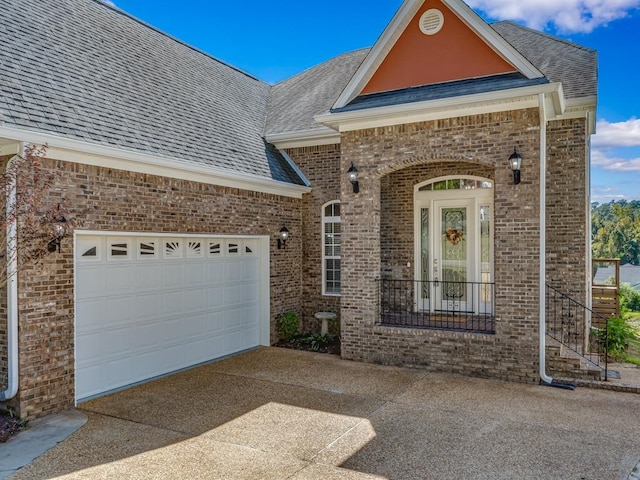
[48,212,67,253]
[347,162,359,193]
[509,147,522,185]
[277,225,289,249]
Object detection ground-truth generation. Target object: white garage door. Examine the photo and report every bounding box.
[75,233,269,402]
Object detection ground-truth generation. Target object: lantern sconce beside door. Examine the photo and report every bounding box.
[509,148,522,185]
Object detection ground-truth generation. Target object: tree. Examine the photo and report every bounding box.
[0,145,71,288]
[592,200,640,265]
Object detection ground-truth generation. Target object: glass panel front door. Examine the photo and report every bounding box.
[415,178,494,316]
[439,205,468,310]
[435,201,472,312]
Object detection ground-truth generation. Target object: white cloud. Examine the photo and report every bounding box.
[102,0,117,7]
[590,119,640,199]
[592,148,640,172]
[591,185,628,202]
[593,119,640,148]
[467,0,640,33]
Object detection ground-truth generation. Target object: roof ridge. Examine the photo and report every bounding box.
[87,0,266,85]
[491,20,597,54]
[273,47,371,87]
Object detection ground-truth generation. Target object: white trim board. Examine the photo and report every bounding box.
[0,126,311,199]
[318,83,566,133]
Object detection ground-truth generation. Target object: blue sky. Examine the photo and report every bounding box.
[104,0,640,203]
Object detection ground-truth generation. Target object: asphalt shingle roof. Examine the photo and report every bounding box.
[0,1,597,175]
[268,21,597,135]
[0,0,305,185]
[491,21,598,99]
[265,49,369,136]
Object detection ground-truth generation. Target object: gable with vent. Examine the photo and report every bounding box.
[332,0,543,109]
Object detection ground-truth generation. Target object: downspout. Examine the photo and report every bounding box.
[538,94,554,385]
[0,148,21,402]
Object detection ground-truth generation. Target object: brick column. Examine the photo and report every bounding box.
[340,143,381,361]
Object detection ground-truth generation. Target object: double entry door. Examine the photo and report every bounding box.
[415,191,493,314]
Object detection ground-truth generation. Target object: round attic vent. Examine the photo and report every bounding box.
[419,9,444,35]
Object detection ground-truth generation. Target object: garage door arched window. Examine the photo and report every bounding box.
[322,201,341,296]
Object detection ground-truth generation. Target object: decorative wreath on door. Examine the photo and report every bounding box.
[445,228,464,245]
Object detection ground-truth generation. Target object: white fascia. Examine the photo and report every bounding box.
[265,127,340,150]
[560,96,598,135]
[279,150,311,188]
[0,140,21,157]
[0,126,311,199]
[333,0,422,109]
[317,82,565,133]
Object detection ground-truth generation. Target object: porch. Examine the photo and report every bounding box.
[377,278,495,333]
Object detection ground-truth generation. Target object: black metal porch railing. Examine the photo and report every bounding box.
[546,283,608,380]
[377,278,495,333]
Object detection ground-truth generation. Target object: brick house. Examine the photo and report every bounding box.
[0,0,596,418]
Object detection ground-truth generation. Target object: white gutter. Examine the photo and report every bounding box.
[539,93,553,385]
[265,128,340,149]
[317,82,565,133]
[0,147,21,402]
[0,126,311,199]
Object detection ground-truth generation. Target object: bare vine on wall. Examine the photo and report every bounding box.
[0,145,76,288]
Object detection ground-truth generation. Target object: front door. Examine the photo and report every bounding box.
[415,177,493,315]
[434,200,473,312]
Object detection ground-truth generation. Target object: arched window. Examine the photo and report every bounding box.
[322,201,341,295]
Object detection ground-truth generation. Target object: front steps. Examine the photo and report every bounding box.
[546,337,604,381]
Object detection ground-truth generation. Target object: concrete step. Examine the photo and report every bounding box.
[546,337,604,381]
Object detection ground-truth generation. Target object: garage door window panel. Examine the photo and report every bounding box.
[208,241,222,256]
[108,237,132,261]
[77,236,103,262]
[137,239,158,259]
[187,240,204,258]
[163,239,183,259]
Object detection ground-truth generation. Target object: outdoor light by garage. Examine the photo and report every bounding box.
[509,148,522,185]
[48,214,67,253]
[348,162,359,193]
[277,225,289,249]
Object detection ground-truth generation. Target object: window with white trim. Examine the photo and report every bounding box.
[322,201,341,295]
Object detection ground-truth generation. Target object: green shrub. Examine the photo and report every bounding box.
[620,283,640,313]
[594,315,637,359]
[297,333,335,351]
[276,311,299,341]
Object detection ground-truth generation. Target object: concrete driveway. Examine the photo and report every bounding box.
[9,347,640,479]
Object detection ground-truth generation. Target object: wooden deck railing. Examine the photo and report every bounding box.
[592,259,620,327]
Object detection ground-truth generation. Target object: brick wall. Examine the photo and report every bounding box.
[339,110,547,382]
[546,118,590,303]
[286,145,342,333]
[12,159,302,418]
